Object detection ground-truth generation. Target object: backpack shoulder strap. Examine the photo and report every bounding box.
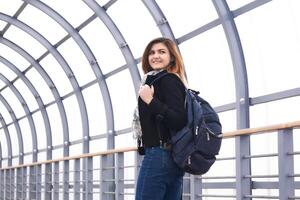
[149,71,170,86]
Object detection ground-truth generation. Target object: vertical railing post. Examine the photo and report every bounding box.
[29,165,36,199]
[115,152,124,200]
[44,163,52,200]
[0,169,3,200]
[191,175,202,200]
[53,162,59,199]
[134,152,142,193]
[278,128,295,199]
[10,168,15,200]
[63,160,70,200]
[36,165,42,200]
[100,154,115,199]
[16,168,22,199]
[5,169,10,199]
[74,159,81,200]
[22,167,27,199]
[84,157,93,200]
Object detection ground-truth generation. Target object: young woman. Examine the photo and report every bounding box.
[135,37,188,200]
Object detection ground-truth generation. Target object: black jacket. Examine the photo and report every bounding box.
[138,70,187,147]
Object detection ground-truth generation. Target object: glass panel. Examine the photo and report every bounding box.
[0,130,8,158]
[18,4,67,45]
[107,0,161,57]
[46,104,63,146]
[0,101,11,124]
[82,83,106,137]
[8,122,19,156]
[115,132,135,149]
[5,26,47,59]
[14,79,39,111]
[180,26,235,107]
[40,0,94,27]
[0,43,30,72]
[106,69,136,130]
[90,138,106,153]
[156,0,218,38]
[1,88,25,118]
[63,95,82,142]
[0,0,22,16]
[57,38,95,86]
[32,111,47,150]
[25,67,55,105]
[236,1,300,97]
[227,0,255,10]
[250,96,300,127]
[79,18,125,74]
[0,61,17,80]
[18,118,32,152]
[39,55,73,96]
[69,143,82,156]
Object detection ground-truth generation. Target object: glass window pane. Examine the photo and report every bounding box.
[106,69,136,130]
[82,84,107,137]
[39,55,73,96]
[63,95,82,142]
[250,96,300,127]
[5,26,47,60]
[14,79,39,111]
[79,18,125,74]
[32,111,47,150]
[57,38,95,86]
[0,61,17,80]
[8,125,19,156]
[0,0,22,16]
[0,43,30,72]
[156,0,218,37]
[25,67,55,104]
[236,1,300,97]
[107,0,161,57]
[1,88,25,118]
[0,101,12,124]
[19,118,32,152]
[18,5,67,45]
[180,26,235,107]
[46,104,63,146]
[40,0,94,28]
[227,0,254,10]
[0,130,8,158]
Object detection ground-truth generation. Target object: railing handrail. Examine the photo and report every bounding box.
[1,120,300,170]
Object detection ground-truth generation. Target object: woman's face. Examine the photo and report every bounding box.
[148,42,171,71]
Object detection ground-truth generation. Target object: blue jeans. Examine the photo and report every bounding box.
[135,147,184,200]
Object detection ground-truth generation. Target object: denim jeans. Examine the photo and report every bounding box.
[135,147,184,200]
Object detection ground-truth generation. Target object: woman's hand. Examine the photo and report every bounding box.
[139,84,154,104]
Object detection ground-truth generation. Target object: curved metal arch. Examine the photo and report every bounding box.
[0,114,12,166]
[83,0,141,149]
[0,74,38,162]
[25,0,113,154]
[212,1,250,199]
[0,94,24,164]
[0,37,69,157]
[0,56,52,160]
[141,0,176,41]
[0,12,89,153]
[0,142,1,168]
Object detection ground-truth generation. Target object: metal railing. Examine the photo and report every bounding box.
[1,120,300,200]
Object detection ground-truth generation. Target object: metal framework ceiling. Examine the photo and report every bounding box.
[0,3,300,198]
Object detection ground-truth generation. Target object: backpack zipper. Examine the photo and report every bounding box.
[188,156,191,165]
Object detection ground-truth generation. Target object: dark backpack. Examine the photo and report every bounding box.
[170,88,222,175]
[138,71,222,175]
